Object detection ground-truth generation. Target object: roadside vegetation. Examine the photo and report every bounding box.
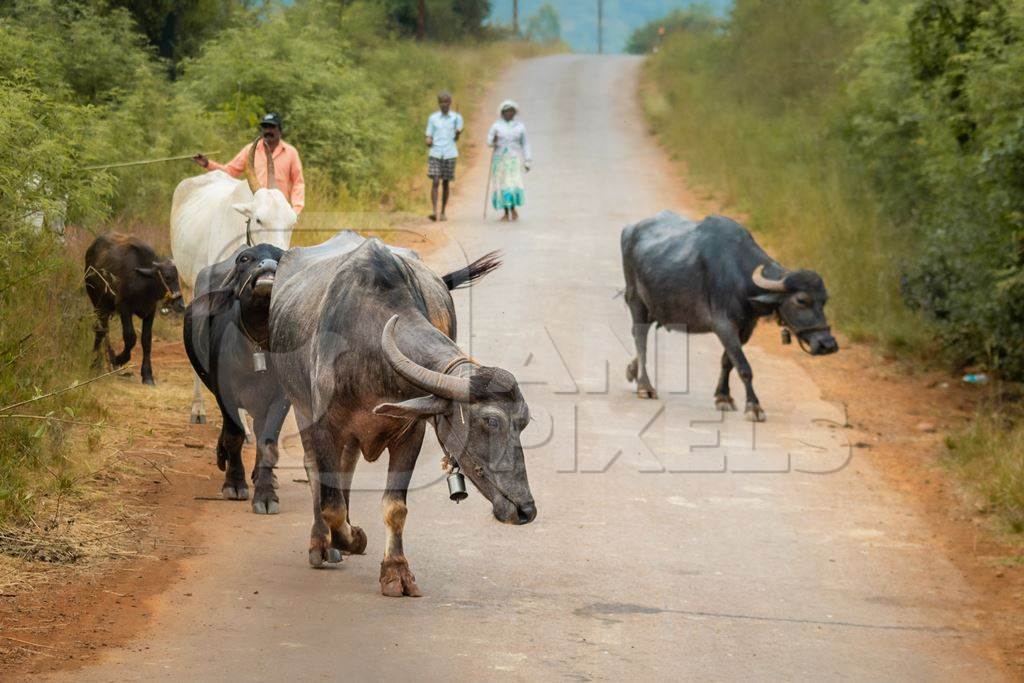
[0,0,543,525]
[638,1,1024,532]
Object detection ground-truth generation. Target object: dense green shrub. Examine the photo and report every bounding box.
[844,1,1024,378]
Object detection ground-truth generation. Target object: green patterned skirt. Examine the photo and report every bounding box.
[491,150,525,209]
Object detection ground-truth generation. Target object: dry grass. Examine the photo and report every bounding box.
[945,408,1024,534]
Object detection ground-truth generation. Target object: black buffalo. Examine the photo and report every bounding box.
[183,244,289,513]
[621,211,838,421]
[84,232,184,385]
[269,231,534,597]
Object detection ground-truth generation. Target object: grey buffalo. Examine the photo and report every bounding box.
[621,211,838,421]
[84,232,185,385]
[269,231,536,597]
[183,244,289,513]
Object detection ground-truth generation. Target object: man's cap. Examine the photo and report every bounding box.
[260,113,282,129]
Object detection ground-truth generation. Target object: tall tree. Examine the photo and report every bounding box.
[109,0,240,70]
[525,3,560,44]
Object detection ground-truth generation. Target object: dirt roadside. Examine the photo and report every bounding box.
[0,339,220,674]
[653,142,1024,673]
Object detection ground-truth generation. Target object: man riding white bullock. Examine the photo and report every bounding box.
[172,112,304,423]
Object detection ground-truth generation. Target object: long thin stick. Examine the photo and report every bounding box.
[0,414,133,432]
[82,152,220,171]
[483,145,496,220]
[0,365,132,414]
[0,634,56,649]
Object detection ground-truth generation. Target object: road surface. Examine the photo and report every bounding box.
[50,55,1005,681]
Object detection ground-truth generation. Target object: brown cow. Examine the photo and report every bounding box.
[84,232,184,385]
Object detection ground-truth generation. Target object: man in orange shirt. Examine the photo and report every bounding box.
[193,113,306,214]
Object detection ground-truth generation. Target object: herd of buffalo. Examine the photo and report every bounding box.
[82,157,838,597]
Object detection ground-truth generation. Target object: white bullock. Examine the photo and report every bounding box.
[171,139,297,423]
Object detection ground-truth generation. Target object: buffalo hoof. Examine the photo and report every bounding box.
[252,499,279,515]
[222,484,249,501]
[334,526,367,555]
[190,413,207,425]
[745,404,766,422]
[252,486,279,515]
[142,377,155,387]
[636,387,657,399]
[308,540,341,568]
[380,557,422,598]
[626,359,638,382]
[715,396,737,411]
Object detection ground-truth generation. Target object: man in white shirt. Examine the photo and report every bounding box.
[425,91,463,221]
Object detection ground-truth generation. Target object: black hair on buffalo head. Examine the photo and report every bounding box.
[469,366,521,403]
[783,269,826,294]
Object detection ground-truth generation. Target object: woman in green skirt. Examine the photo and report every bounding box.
[487,100,532,221]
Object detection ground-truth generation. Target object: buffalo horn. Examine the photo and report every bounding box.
[752,264,788,292]
[381,315,471,402]
[244,138,261,194]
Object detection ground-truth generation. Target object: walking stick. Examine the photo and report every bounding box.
[483,145,496,221]
[81,152,221,171]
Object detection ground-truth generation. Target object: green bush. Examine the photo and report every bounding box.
[844,1,1024,378]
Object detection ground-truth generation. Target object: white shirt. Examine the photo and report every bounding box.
[487,119,531,163]
[425,110,464,159]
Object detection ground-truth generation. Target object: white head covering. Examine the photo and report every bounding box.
[498,99,519,115]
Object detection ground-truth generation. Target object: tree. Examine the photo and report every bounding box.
[625,7,719,55]
[374,0,491,41]
[524,2,559,44]
[108,0,248,73]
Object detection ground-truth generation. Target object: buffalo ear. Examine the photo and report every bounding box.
[135,266,156,277]
[749,293,783,306]
[373,395,451,420]
[190,289,235,318]
[232,203,253,218]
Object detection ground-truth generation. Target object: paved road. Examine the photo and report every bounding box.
[52,56,1004,681]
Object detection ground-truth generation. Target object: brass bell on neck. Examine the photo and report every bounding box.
[447,467,468,502]
[781,328,792,345]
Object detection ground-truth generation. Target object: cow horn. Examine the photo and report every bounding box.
[244,138,261,194]
[381,315,471,402]
[264,138,277,191]
[752,264,789,292]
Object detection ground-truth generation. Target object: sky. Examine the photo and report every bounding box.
[487,0,731,54]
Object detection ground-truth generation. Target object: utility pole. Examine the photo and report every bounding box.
[513,0,519,35]
[597,0,604,54]
[417,0,426,41]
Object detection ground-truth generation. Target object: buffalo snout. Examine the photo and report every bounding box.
[807,333,839,355]
[162,295,186,315]
[492,496,537,525]
[251,259,278,296]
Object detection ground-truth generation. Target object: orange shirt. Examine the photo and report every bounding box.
[209,139,305,214]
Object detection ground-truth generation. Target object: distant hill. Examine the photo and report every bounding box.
[488,0,731,54]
